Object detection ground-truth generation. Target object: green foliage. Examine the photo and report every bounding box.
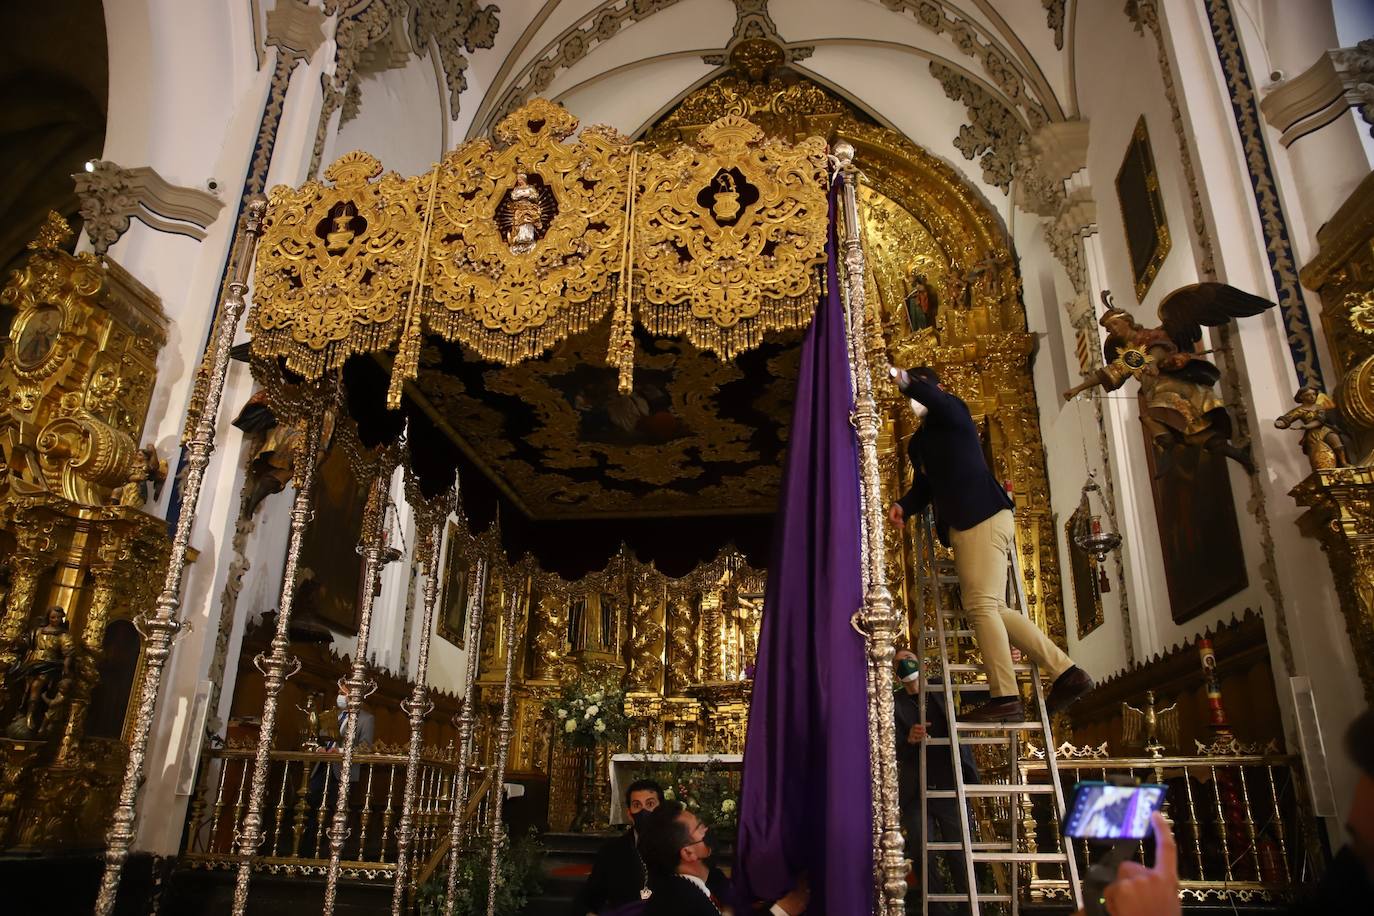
[635,757,742,836]
[415,830,543,916]
[544,675,629,750]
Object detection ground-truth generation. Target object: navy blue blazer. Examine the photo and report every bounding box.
[895,374,1013,545]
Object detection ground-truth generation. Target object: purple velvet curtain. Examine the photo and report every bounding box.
[733,187,874,913]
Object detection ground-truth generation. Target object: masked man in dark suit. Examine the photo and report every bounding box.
[573,779,665,915]
[638,801,808,916]
[887,366,1094,722]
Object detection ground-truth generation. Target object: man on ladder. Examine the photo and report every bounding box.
[887,367,1094,722]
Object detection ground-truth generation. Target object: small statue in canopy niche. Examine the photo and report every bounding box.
[1275,383,1354,471]
[1062,285,1275,474]
[498,172,556,254]
[5,607,77,740]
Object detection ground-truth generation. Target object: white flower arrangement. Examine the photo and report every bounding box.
[564,719,577,733]
[544,679,628,749]
[585,704,599,717]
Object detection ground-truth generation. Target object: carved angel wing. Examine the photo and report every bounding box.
[1121,701,1144,748]
[1156,700,1180,751]
[1157,282,1274,351]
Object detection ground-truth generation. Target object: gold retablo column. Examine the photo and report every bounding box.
[834,143,907,914]
[96,195,268,916]
[230,409,325,914]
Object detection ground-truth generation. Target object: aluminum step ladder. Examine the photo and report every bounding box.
[913,512,1083,915]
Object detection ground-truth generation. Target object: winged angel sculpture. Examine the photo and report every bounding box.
[1063,284,1275,473]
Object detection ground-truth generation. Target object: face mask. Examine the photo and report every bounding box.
[631,809,653,832]
[896,658,920,683]
[336,693,348,710]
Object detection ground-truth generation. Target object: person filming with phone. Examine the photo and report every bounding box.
[887,366,1094,722]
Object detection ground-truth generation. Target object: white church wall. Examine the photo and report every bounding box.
[325,50,446,177]
[1073,0,1274,673]
[1014,217,1134,681]
[96,0,342,855]
[424,519,474,698]
[1160,0,1365,838]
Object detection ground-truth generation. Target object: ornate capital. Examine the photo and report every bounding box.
[71,160,225,256]
[1261,40,1374,147]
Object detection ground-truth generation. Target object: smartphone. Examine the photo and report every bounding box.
[1063,780,1166,841]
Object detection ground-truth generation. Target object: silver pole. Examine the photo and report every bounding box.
[95,195,269,916]
[322,468,393,915]
[391,514,446,915]
[485,575,523,916]
[834,143,907,914]
[443,555,489,916]
[230,410,326,915]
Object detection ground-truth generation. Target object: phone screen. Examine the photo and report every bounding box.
[1063,781,1166,840]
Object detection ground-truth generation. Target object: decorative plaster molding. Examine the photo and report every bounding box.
[265,0,328,61]
[701,0,813,72]
[880,0,1055,125]
[1043,0,1066,51]
[930,61,1029,192]
[1029,119,1090,183]
[309,0,501,176]
[71,160,225,256]
[1261,40,1374,147]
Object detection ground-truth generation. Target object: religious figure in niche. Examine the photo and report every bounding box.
[5,607,76,739]
[498,172,555,254]
[1275,384,1353,471]
[903,271,936,332]
[1063,285,1274,474]
[322,201,362,254]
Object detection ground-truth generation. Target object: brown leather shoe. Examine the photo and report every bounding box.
[961,696,1024,723]
[1047,666,1094,714]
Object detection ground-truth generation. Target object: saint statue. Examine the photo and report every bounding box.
[5,607,77,740]
[903,271,935,332]
[504,173,544,254]
[1275,384,1353,471]
[1063,285,1275,474]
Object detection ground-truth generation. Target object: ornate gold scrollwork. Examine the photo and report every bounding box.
[426,99,631,365]
[250,151,427,380]
[634,115,828,359]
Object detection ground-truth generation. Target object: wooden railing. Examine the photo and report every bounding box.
[1010,740,1324,906]
[180,742,494,885]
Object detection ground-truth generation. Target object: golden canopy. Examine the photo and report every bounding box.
[248,99,830,404]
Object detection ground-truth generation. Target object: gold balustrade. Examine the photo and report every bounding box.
[180,744,494,889]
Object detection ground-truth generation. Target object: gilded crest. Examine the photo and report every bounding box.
[250,151,428,380]
[426,99,632,364]
[634,115,829,358]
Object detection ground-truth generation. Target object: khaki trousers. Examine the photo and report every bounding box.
[949,509,1073,698]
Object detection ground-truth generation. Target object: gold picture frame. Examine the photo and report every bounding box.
[437,520,470,648]
[1115,117,1171,302]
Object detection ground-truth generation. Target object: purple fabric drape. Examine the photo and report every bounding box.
[733,187,874,914]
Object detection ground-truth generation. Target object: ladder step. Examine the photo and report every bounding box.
[921,681,997,692]
[923,629,979,638]
[922,736,1011,746]
[926,841,1011,852]
[944,663,1035,673]
[971,851,1073,864]
[927,894,1013,904]
[927,784,1054,798]
[953,720,1044,731]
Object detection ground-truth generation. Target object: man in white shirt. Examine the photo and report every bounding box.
[638,801,808,916]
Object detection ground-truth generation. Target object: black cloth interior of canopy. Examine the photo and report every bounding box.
[336,348,773,580]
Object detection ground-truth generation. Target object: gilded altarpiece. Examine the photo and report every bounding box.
[1297,171,1374,703]
[0,215,171,849]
